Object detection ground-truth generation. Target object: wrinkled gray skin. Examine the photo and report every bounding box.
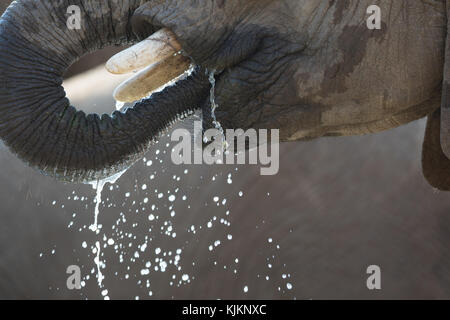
[0,0,449,189]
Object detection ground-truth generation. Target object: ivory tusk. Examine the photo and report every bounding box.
[113,53,191,103]
[106,28,183,74]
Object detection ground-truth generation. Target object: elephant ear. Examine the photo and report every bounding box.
[426,2,450,190]
[440,2,450,158]
[422,108,450,190]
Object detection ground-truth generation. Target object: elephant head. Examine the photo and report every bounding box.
[0,1,448,189]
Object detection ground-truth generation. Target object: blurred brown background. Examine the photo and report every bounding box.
[1,1,450,300]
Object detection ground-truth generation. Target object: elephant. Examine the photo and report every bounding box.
[0,0,448,190]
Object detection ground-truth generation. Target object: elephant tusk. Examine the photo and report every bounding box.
[106,28,183,74]
[113,53,192,103]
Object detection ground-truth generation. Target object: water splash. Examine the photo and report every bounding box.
[54,127,266,299]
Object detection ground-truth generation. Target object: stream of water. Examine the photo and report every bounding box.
[207,70,229,157]
[87,170,126,289]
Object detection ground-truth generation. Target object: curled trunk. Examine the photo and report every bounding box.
[0,0,209,183]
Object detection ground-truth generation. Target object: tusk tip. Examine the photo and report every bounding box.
[113,88,133,103]
[105,60,124,75]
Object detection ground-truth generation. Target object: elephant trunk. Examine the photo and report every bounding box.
[0,0,209,183]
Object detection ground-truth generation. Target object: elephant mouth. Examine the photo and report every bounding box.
[106,28,197,104]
